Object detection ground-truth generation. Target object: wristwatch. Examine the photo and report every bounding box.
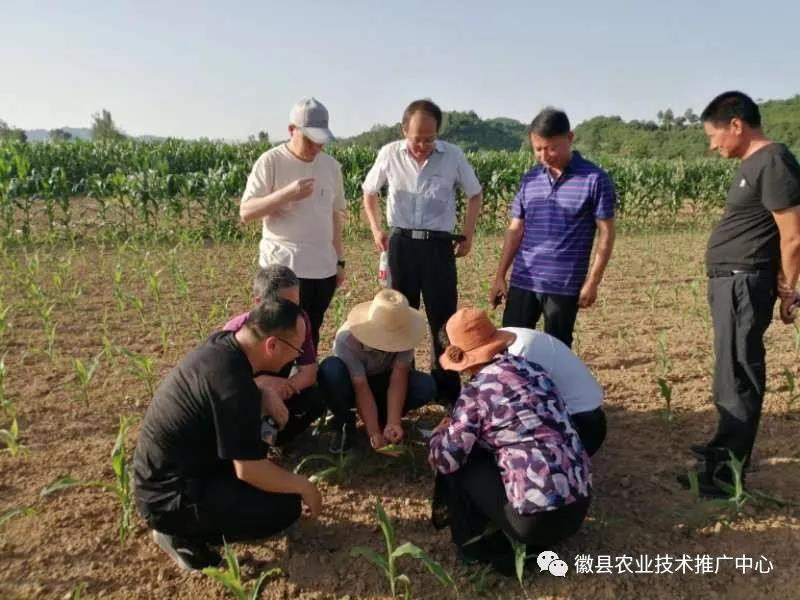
[337,259,346,268]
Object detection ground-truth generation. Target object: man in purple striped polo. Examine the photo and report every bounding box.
[489,108,616,348]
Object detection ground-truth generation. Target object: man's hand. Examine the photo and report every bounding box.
[284,177,315,202]
[255,374,293,401]
[454,236,473,258]
[298,479,322,519]
[261,387,289,428]
[578,280,599,308]
[780,292,800,324]
[383,423,404,444]
[371,228,388,252]
[488,276,508,309]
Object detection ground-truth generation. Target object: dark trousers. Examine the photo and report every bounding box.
[275,384,326,446]
[318,356,436,428]
[388,232,460,402]
[702,271,775,482]
[502,286,580,349]
[141,464,301,545]
[571,407,607,456]
[299,275,337,351]
[437,448,590,575]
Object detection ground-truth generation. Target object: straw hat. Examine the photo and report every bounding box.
[439,308,515,372]
[346,289,427,352]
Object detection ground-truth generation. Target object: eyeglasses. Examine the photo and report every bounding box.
[276,336,303,356]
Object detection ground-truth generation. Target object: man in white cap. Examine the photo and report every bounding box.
[318,289,436,453]
[240,97,346,349]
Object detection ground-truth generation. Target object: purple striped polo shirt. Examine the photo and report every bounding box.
[510,152,616,295]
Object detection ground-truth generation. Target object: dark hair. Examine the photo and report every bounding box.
[402,99,442,132]
[701,91,761,128]
[245,298,303,341]
[528,108,571,138]
[253,265,299,300]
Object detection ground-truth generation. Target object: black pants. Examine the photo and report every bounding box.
[141,464,301,545]
[317,356,435,428]
[702,271,775,483]
[275,384,326,446]
[299,275,338,351]
[388,233,460,402]
[502,286,580,349]
[437,448,589,575]
[571,407,607,456]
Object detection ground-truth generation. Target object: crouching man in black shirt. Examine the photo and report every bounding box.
[133,298,322,571]
[680,91,800,498]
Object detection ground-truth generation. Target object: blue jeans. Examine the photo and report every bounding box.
[318,356,436,428]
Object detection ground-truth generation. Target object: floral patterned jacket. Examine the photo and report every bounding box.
[429,352,591,514]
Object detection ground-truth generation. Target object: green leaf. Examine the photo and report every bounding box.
[0,506,35,528]
[351,546,390,576]
[293,454,336,474]
[375,500,396,553]
[392,543,454,588]
[40,475,81,497]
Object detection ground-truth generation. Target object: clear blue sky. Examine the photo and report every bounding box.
[2,0,799,140]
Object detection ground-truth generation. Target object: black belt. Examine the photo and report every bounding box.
[391,227,464,242]
[707,267,767,278]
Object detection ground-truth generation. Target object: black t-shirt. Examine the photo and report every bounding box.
[133,331,266,515]
[706,143,800,274]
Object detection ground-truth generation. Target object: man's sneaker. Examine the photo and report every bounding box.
[152,530,221,571]
[676,471,731,500]
[328,423,354,454]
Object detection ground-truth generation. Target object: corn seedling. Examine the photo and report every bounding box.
[351,500,455,600]
[0,506,35,529]
[0,355,10,417]
[128,294,147,325]
[121,349,156,397]
[507,535,530,595]
[68,583,87,600]
[294,444,353,484]
[782,367,800,409]
[147,268,162,307]
[0,300,10,339]
[73,350,104,405]
[40,415,137,543]
[0,416,22,457]
[112,263,126,311]
[202,541,283,600]
[656,377,673,422]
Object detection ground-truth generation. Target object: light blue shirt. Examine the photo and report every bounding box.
[362,140,482,232]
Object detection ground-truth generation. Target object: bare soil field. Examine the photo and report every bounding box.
[1,229,799,599]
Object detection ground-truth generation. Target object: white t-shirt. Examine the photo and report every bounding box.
[503,327,603,415]
[241,144,346,279]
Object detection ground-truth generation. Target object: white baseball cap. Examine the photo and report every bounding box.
[289,97,334,144]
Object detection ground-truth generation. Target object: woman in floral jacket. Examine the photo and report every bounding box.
[429,308,591,572]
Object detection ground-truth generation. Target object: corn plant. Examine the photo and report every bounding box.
[128,294,147,325]
[112,262,126,311]
[655,333,673,422]
[781,367,800,409]
[0,300,10,339]
[0,505,35,529]
[294,444,353,484]
[0,355,10,417]
[40,415,137,543]
[507,536,530,595]
[0,416,22,457]
[351,500,455,600]
[68,583,87,600]
[73,350,104,405]
[147,268,162,307]
[121,349,156,397]
[202,541,283,600]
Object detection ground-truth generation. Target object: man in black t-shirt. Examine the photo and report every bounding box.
[134,298,322,571]
[680,91,800,498]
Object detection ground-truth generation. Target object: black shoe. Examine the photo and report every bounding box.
[676,471,731,500]
[152,530,221,571]
[689,444,707,460]
[328,423,354,454]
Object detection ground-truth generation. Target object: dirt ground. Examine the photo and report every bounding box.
[1,229,799,600]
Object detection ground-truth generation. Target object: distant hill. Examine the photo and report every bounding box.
[334,110,528,152]
[23,127,165,142]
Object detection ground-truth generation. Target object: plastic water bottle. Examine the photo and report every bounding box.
[378,251,391,288]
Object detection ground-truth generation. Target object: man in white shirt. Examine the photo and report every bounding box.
[362,99,483,403]
[240,97,346,349]
[438,325,606,455]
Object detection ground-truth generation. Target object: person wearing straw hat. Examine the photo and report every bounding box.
[318,289,436,453]
[428,308,591,574]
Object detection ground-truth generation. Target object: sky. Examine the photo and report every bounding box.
[2,0,799,140]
